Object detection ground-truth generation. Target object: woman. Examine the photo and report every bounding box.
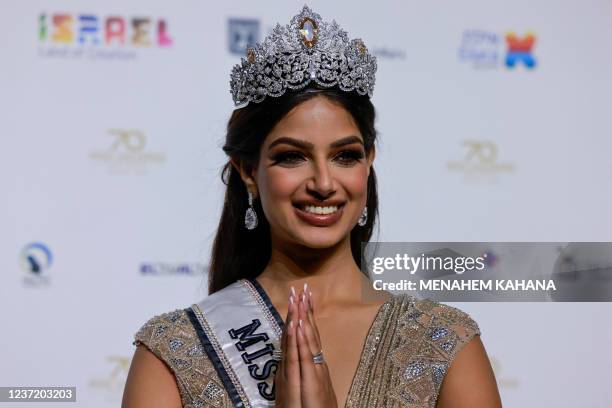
[122,6,501,408]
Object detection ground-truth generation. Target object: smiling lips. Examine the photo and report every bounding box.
[293,203,344,227]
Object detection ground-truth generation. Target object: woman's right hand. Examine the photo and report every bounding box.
[274,288,301,407]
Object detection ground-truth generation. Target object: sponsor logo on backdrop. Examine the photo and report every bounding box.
[458,29,537,69]
[505,32,536,68]
[89,129,166,174]
[20,242,52,287]
[228,18,260,55]
[140,262,207,276]
[89,356,130,402]
[372,47,406,60]
[227,18,405,60]
[447,139,515,181]
[38,13,173,60]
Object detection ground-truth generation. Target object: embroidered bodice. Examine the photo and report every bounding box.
[133,290,480,407]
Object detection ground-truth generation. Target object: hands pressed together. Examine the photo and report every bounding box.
[275,284,339,408]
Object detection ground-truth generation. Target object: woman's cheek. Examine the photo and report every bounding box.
[266,165,314,199]
[265,170,302,199]
[340,168,369,197]
[258,170,301,223]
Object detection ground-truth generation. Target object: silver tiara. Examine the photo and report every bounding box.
[229,5,377,108]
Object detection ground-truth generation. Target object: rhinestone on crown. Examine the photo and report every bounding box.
[229,5,377,108]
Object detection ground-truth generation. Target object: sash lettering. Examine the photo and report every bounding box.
[228,319,278,401]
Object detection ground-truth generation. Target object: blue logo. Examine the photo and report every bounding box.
[228,18,260,55]
[20,242,52,274]
[458,30,500,68]
[20,242,53,286]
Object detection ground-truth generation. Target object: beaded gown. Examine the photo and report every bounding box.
[133,280,480,408]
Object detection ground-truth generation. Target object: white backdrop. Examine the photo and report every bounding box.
[2,0,612,406]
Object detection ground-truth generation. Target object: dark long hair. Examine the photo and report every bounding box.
[208,87,379,294]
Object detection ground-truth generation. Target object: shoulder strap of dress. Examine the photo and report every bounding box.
[389,295,481,406]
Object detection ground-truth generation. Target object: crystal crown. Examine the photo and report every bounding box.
[229,5,377,108]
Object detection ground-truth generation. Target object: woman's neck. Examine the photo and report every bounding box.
[256,235,370,313]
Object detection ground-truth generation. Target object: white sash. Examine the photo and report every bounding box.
[187,279,284,407]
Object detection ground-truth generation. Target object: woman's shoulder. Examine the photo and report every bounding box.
[133,308,189,347]
[132,307,232,407]
[133,308,196,351]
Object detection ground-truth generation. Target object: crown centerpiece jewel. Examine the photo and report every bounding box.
[229,5,377,108]
[300,17,317,47]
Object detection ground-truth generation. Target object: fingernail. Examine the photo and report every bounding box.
[304,283,308,292]
[291,286,296,297]
[289,295,294,305]
[299,319,303,328]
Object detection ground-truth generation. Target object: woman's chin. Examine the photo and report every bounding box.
[293,230,348,249]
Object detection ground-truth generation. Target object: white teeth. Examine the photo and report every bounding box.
[303,205,339,215]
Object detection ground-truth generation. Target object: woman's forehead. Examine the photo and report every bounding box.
[267,97,361,143]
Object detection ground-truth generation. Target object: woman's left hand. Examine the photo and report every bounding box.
[295,286,338,408]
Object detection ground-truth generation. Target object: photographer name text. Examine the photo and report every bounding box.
[373,279,556,291]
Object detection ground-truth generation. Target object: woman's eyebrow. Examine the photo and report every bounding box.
[330,135,363,148]
[268,135,363,150]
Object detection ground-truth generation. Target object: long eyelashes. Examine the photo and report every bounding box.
[335,150,365,164]
[271,151,304,165]
[271,150,365,166]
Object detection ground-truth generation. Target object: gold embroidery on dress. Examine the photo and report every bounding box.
[133,295,480,407]
[345,295,480,407]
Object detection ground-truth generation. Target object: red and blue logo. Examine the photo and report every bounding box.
[505,31,536,68]
[459,29,537,70]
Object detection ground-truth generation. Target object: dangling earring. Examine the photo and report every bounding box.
[244,190,258,230]
[358,206,368,226]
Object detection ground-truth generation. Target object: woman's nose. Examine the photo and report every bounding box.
[306,160,335,198]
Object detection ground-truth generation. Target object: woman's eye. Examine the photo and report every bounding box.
[271,150,364,166]
[334,150,364,165]
[272,151,305,165]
